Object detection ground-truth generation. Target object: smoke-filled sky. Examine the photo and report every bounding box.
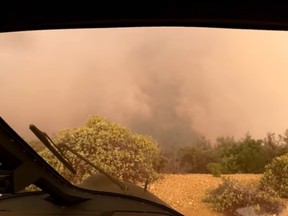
[1,27,288,146]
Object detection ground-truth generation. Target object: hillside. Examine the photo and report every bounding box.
[149,174,262,216]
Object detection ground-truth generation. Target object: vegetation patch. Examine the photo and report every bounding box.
[204,177,285,215]
[261,154,288,198]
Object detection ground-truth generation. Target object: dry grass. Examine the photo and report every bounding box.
[149,174,262,216]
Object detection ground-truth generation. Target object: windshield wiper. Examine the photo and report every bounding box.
[29,124,128,192]
[29,124,76,174]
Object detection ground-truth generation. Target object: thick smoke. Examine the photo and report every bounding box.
[1,28,288,145]
[126,34,206,148]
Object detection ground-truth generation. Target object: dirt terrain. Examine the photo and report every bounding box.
[149,174,262,216]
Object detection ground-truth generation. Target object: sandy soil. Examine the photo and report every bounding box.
[149,174,262,216]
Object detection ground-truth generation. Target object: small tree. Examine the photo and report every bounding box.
[261,154,288,198]
[41,115,161,184]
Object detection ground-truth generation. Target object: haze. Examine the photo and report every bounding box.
[1,27,288,146]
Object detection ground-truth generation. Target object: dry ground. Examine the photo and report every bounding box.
[149,174,262,216]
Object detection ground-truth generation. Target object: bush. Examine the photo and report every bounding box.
[41,115,162,185]
[175,138,216,174]
[216,135,266,174]
[261,154,288,198]
[206,163,222,177]
[205,178,284,215]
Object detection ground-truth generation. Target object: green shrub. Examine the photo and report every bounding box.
[206,163,222,177]
[205,178,284,215]
[216,135,267,174]
[41,115,162,185]
[260,154,288,198]
[219,155,241,174]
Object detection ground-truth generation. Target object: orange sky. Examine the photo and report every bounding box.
[1,27,288,145]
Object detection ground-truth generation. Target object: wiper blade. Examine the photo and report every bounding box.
[29,124,76,174]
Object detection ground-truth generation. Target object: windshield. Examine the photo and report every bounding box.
[1,27,288,215]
